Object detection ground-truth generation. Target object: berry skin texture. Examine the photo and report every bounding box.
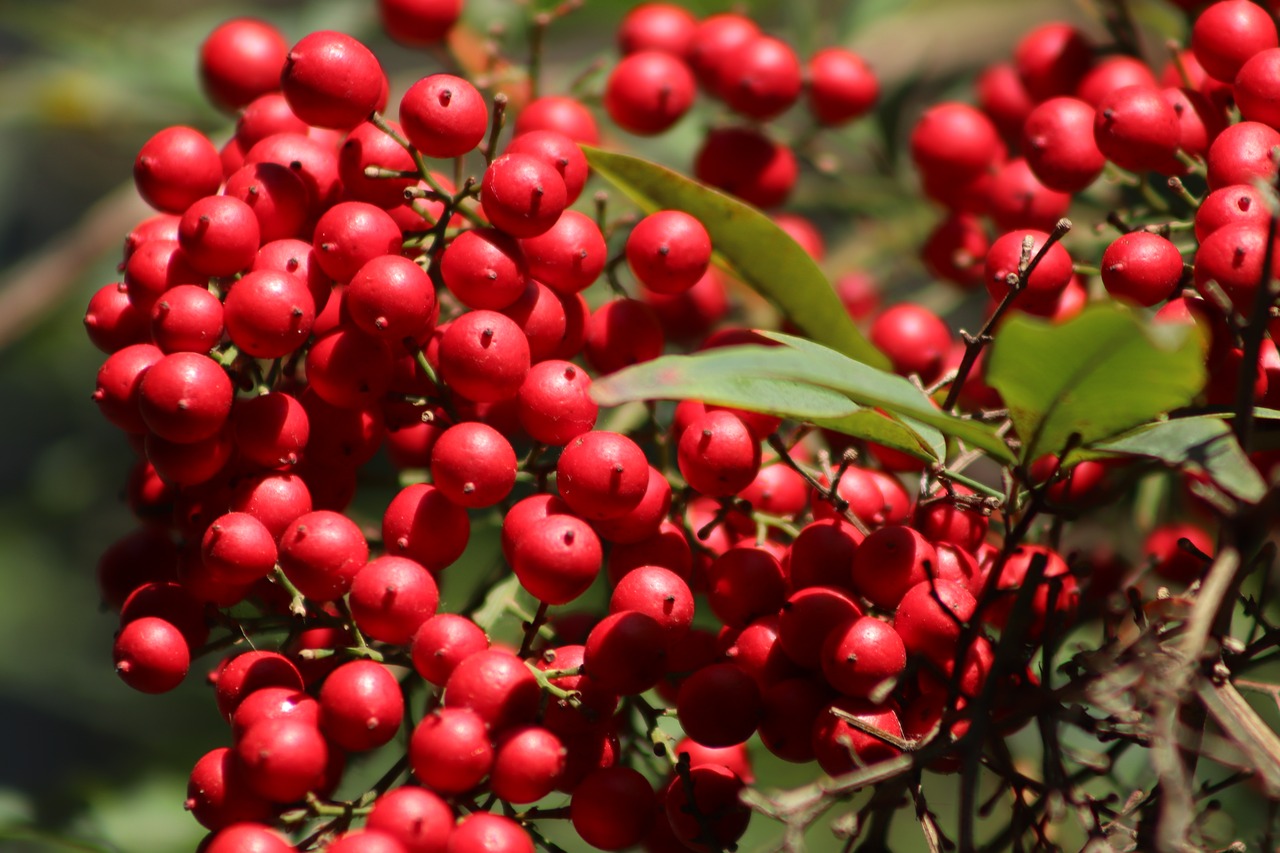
[224,162,310,245]
[1022,97,1106,193]
[379,0,464,46]
[411,707,494,794]
[677,662,762,747]
[721,36,802,121]
[582,611,668,695]
[85,281,149,354]
[202,512,278,584]
[366,785,455,853]
[583,297,664,375]
[1207,121,1280,191]
[138,352,233,443]
[441,229,529,311]
[821,615,907,699]
[512,513,603,605]
[281,31,385,130]
[983,228,1073,307]
[852,525,938,610]
[504,130,590,204]
[231,392,309,469]
[618,3,697,57]
[305,327,394,409]
[411,613,490,687]
[609,564,695,638]
[1014,22,1092,101]
[1144,522,1214,584]
[517,210,607,295]
[447,813,534,853]
[444,649,541,731]
[626,210,712,295]
[215,651,305,719]
[235,717,330,803]
[1196,184,1271,241]
[480,153,569,238]
[570,766,657,851]
[113,616,189,693]
[133,126,223,214]
[340,120,418,209]
[199,18,288,112]
[812,700,903,776]
[346,254,437,340]
[400,74,488,159]
[224,269,316,358]
[1093,85,1181,174]
[312,201,404,284]
[383,483,471,571]
[489,726,566,804]
[1233,48,1280,130]
[325,830,410,853]
[678,409,762,497]
[278,510,370,601]
[319,659,406,751]
[604,50,697,135]
[185,746,274,831]
[807,47,879,126]
[149,284,223,355]
[777,586,863,669]
[689,13,760,96]
[706,546,788,629]
[1101,231,1184,307]
[663,764,752,853]
[438,309,531,402]
[556,431,650,520]
[513,96,601,145]
[349,555,440,645]
[910,102,1004,181]
[178,195,260,277]
[516,360,598,446]
[1192,0,1279,83]
[870,303,952,383]
[694,126,797,209]
[430,422,518,508]
[893,578,978,664]
[204,824,295,853]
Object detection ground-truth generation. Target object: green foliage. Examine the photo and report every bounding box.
[580,146,890,369]
[986,303,1207,463]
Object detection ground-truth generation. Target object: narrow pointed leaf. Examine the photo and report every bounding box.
[986,303,1206,463]
[580,145,890,369]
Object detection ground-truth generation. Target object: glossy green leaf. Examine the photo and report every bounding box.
[591,343,1011,463]
[809,410,942,461]
[986,303,1206,463]
[1084,417,1266,504]
[580,146,890,369]
[755,332,1015,462]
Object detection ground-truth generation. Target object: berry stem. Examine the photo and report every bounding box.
[523,658,583,707]
[272,565,308,616]
[483,93,508,166]
[519,600,550,658]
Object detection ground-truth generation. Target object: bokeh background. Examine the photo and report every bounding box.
[0,0,1196,850]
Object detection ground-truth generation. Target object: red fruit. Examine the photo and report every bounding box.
[870,303,952,383]
[759,677,832,764]
[366,785,455,853]
[253,238,332,313]
[281,31,385,129]
[278,510,369,601]
[123,238,205,309]
[383,483,470,571]
[245,132,343,211]
[1101,231,1184,307]
[583,611,668,695]
[231,393,309,469]
[339,120,418,208]
[379,0,464,46]
[607,520,693,584]
[663,764,751,853]
[812,699,903,776]
[778,586,863,669]
[984,544,1079,639]
[185,746,274,831]
[306,327,394,408]
[604,50,697,135]
[400,74,488,159]
[1192,0,1278,83]
[1093,85,1180,174]
[349,556,439,645]
[505,130,589,204]
[893,578,978,664]
[134,126,223,214]
[178,195,261,277]
[820,616,907,699]
[677,663,762,747]
[490,726,566,804]
[440,229,528,311]
[513,96,600,145]
[1143,523,1214,584]
[235,717,330,802]
[706,546,788,629]
[788,519,862,591]
[678,410,762,497]
[430,422,517,508]
[1076,55,1158,107]
[910,102,1004,181]
[201,512,278,584]
[1196,184,1270,241]
[618,3,697,57]
[721,36,802,120]
[1022,97,1107,193]
[977,62,1035,142]
[986,157,1072,233]
[512,514,603,605]
[312,201,403,284]
[518,210,606,295]
[411,707,494,793]
[326,830,409,853]
[502,494,571,562]
[438,309,531,402]
[922,214,989,289]
[447,814,533,853]
[236,93,310,151]
[85,282,149,353]
[1193,221,1275,313]
[807,47,878,126]
[516,360,598,446]
[224,269,316,358]
[231,688,320,741]
[113,616,189,693]
[583,297,664,375]
[149,285,224,355]
[204,824,294,853]
[320,660,405,751]
[1165,87,1227,159]
[411,613,490,687]
[688,13,760,96]
[199,18,289,112]
[984,228,1073,307]
[480,153,568,238]
[1014,22,1093,101]
[852,525,937,609]
[694,126,797,209]
[609,565,695,639]
[346,254,437,340]
[443,649,541,732]
[570,766,657,851]
[228,472,313,541]
[556,431,650,520]
[138,352,233,443]
[1207,122,1280,190]
[216,651,305,719]
[626,210,712,295]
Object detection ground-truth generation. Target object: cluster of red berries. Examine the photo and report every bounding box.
[81,0,1262,849]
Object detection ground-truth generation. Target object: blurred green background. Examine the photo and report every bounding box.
[0,0,1200,851]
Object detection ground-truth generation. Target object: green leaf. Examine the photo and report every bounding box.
[809,410,944,462]
[986,303,1206,463]
[590,343,1012,463]
[579,146,890,369]
[754,332,1015,463]
[1083,416,1266,504]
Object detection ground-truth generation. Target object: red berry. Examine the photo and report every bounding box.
[983,228,1073,307]
[444,649,541,732]
[777,586,863,669]
[400,74,488,159]
[820,616,907,699]
[678,410,762,497]
[604,50,697,135]
[986,157,1072,233]
[438,309,531,402]
[306,327,394,408]
[235,717,330,802]
[199,18,288,112]
[583,298,664,375]
[149,285,224,355]
[320,659,406,751]
[677,663,762,747]
[1192,0,1278,83]
[618,3,697,57]
[893,578,978,664]
[1196,184,1270,241]
[480,153,569,238]
[216,651,305,719]
[340,119,419,208]
[1101,231,1184,307]
[278,510,369,601]
[570,766,657,851]
[430,422,518,508]
[185,746,274,831]
[411,707,494,793]
[224,269,316,358]
[705,546,787,629]
[138,352,233,443]
[693,126,797,209]
[1014,22,1093,101]
[366,786,455,853]
[411,613,490,686]
[231,392,309,469]
[313,201,403,283]
[626,210,711,295]
[556,431,650,520]
[976,62,1035,141]
[346,254,437,340]
[662,764,751,852]
[505,130,590,204]
[282,31,385,129]
[807,47,878,126]
[134,126,223,214]
[610,565,695,639]
[490,726,566,804]
[910,102,1004,181]
[441,229,529,311]
[1023,97,1107,193]
[516,360,598,446]
[113,616,189,693]
[447,814,533,853]
[512,514,603,605]
[379,0,464,46]
[583,611,668,695]
[852,524,938,609]
[592,465,671,544]
[383,483,471,571]
[204,824,294,853]
[518,210,607,295]
[870,303,952,383]
[1076,55,1158,107]
[1093,85,1180,174]
[812,700,903,775]
[688,13,760,96]
[721,36,801,121]
[1207,121,1280,190]
[349,555,440,645]
[513,96,600,145]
